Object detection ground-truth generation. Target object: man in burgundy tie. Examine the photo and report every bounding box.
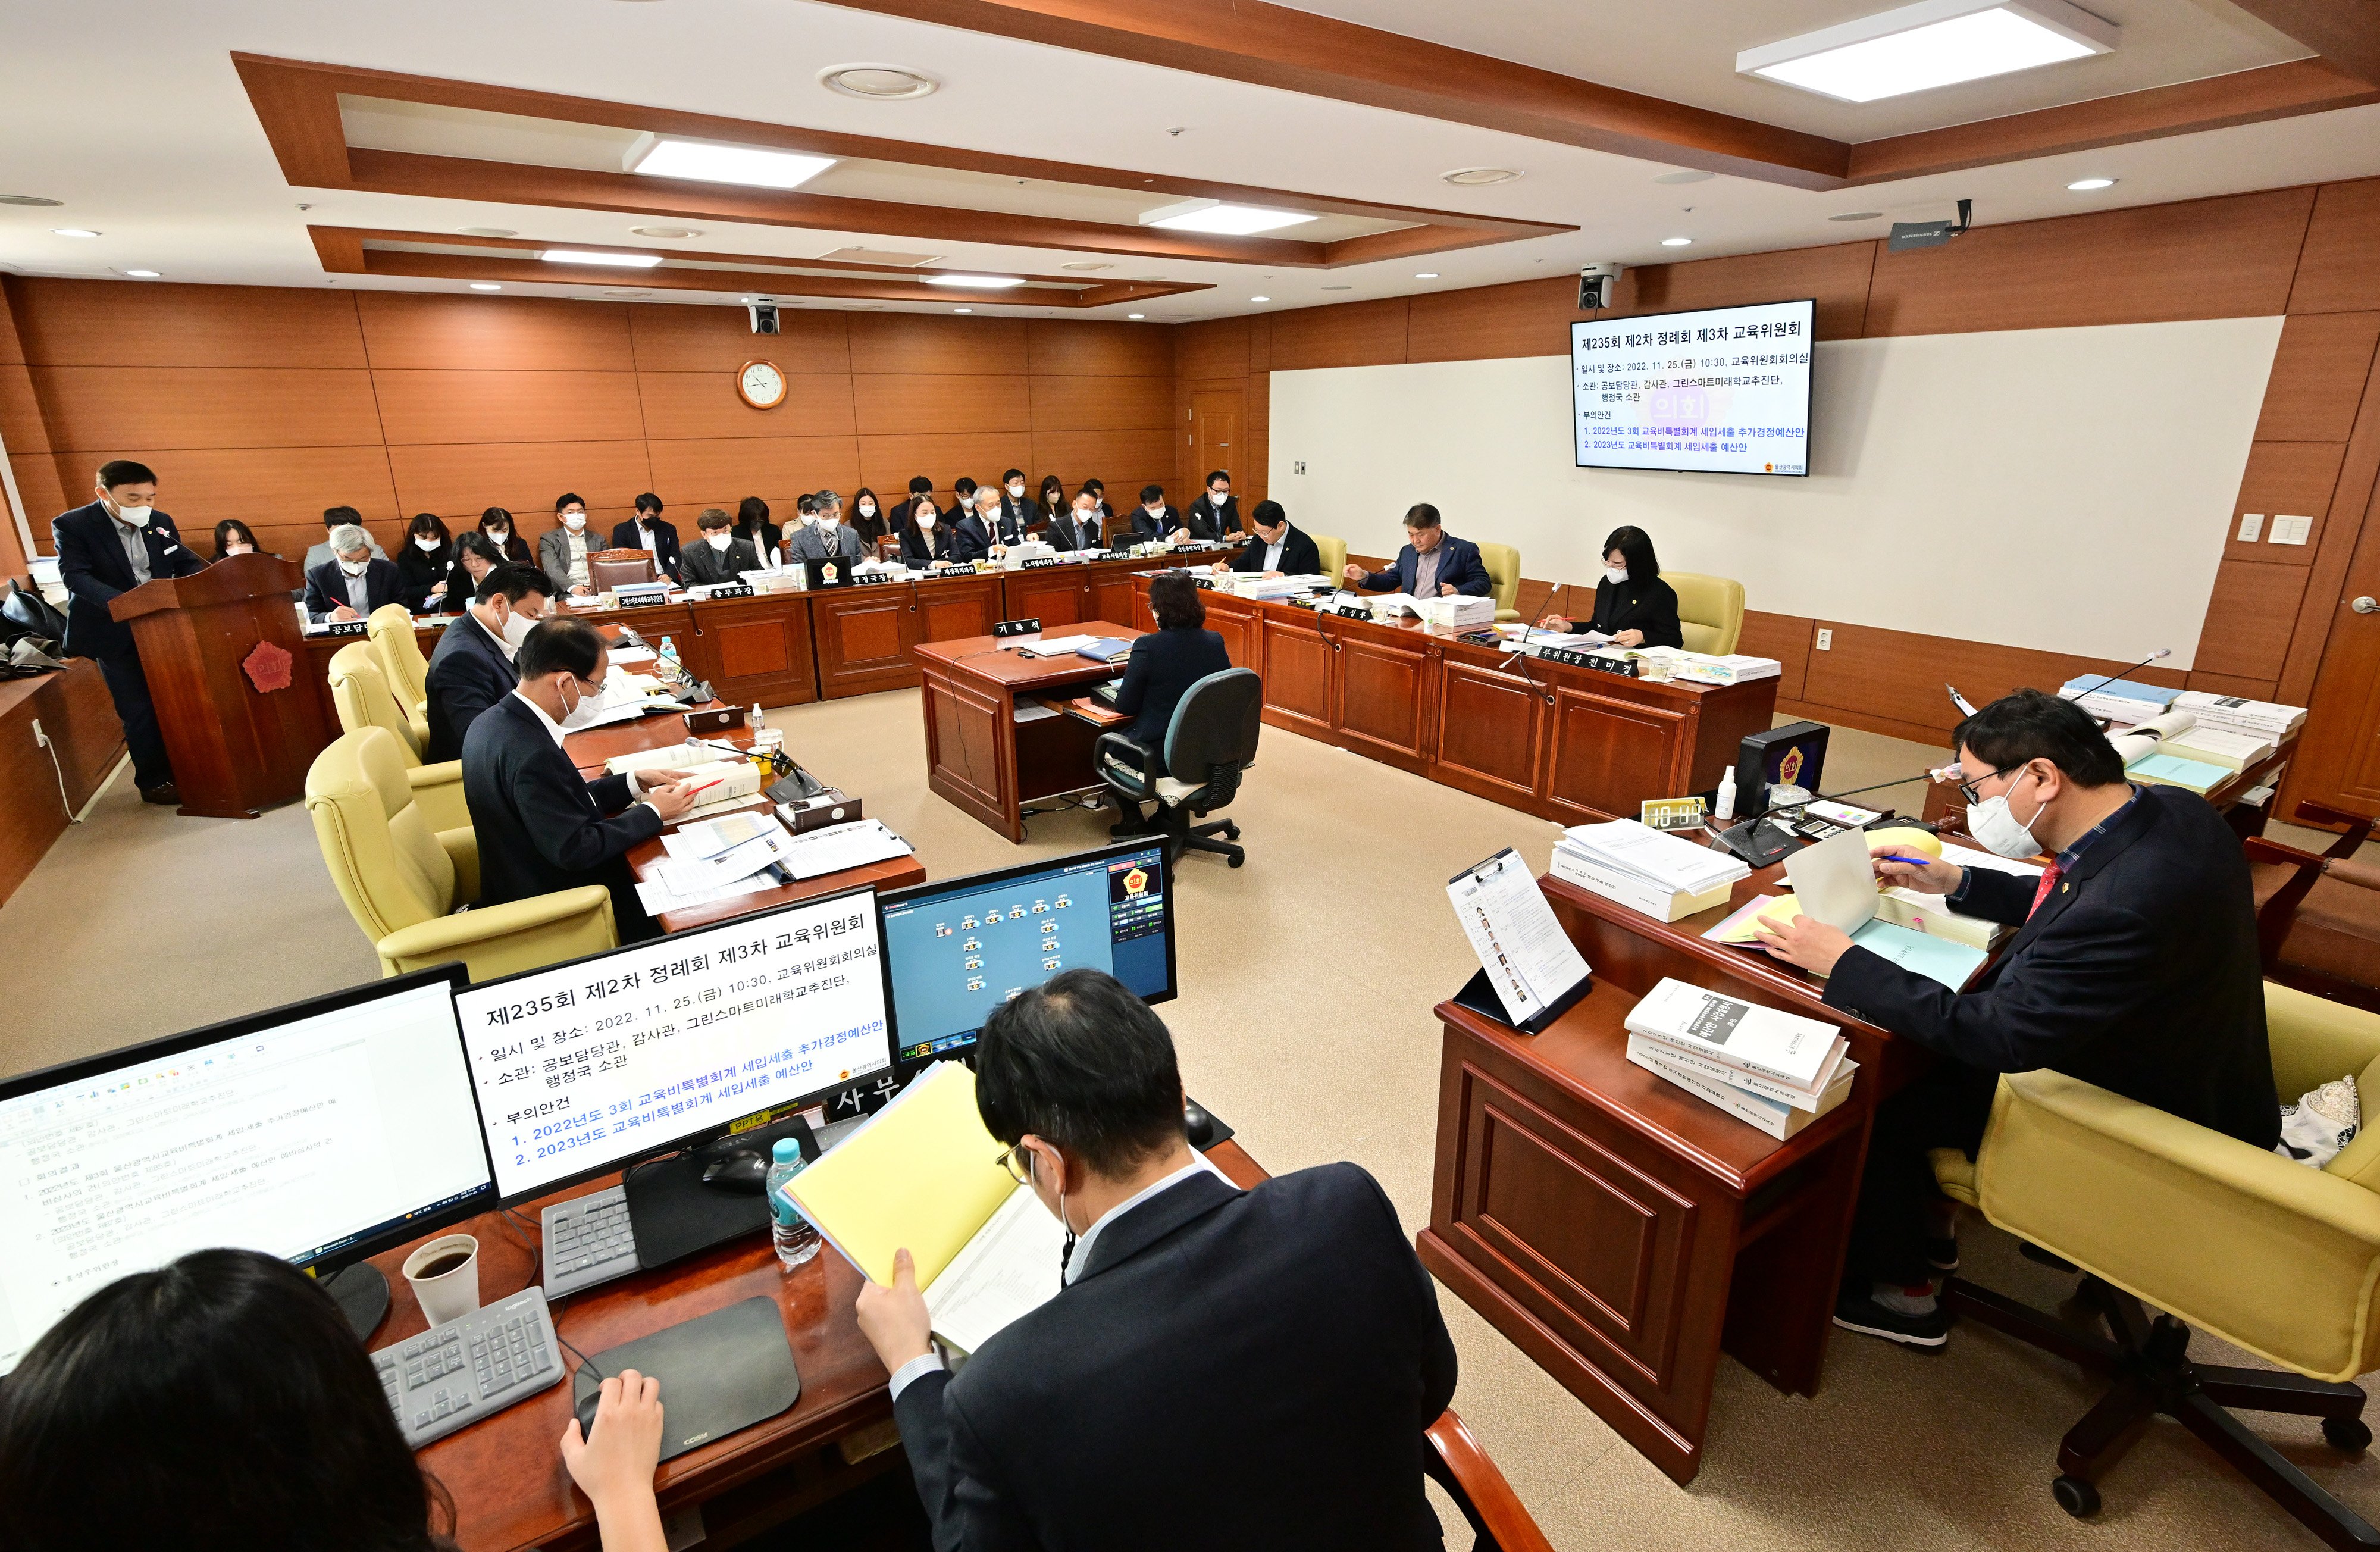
[1755,689,2275,1348]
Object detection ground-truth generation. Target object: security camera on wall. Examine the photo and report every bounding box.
[1579,262,1624,311]
[747,302,780,335]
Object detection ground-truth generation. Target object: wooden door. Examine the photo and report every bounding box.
[2289,475,2380,817]
[1190,386,1245,490]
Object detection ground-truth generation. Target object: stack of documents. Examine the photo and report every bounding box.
[2060,676,2182,724]
[1415,594,1498,628]
[1553,819,1750,921]
[636,811,794,915]
[2173,690,2307,740]
[1236,574,1310,600]
[2162,723,2276,771]
[1015,634,1099,658]
[1623,978,1856,1140]
[1873,839,2037,950]
[778,819,914,880]
[2125,749,2234,794]
[1667,653,1782,686]
[1703,894,1990,990]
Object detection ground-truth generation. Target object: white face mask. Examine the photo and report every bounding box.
[919,513,936,530]
[1604,564,1629,586]
[1145,505,1165,518]
[1006,482,1025,497]
[113,504,152,526]
[226,542,253,555]
[500,610,540,651]
[706,533,732,552]
[486,526,508,540]
[1210,489,1228,503]
[858,502,875,517]
[1966,771,2047,859]
[557,675,607,731]
[562,513,586,531]
[340,558,371,577]
[801,512,820,526]
[416,536,441,552]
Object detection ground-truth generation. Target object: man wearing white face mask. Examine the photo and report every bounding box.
[681,508,760,587]
[51,458,208,802]
[304,524,403,624]
[1755,689,2275,1348]
[461,618,699,943]
[424,564,555,762]
[538,492,597,597]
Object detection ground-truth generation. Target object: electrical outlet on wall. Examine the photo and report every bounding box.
[32,718,48,747]
[1815,628,1833,650]
[1293,461,1306,475]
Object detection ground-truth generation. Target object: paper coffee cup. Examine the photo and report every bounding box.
[402,1234,481,1327]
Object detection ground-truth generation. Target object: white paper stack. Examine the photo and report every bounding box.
[1416,594,1498,628]
[637,811,794,915]
[2061,677,2183,725]
[1874,839,2039,950]
[1237,574,1309,600]
[2162,723,2278,771]
[1667,653,1782,686]
[1624,977,1852,1138]
[1552,819,1750,921]
[2173,690,2307,740]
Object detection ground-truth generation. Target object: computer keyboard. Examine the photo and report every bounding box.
[372,1285,563,1450]
[543,1185,640,1298]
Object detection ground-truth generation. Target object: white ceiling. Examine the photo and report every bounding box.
[3,0,2376,325]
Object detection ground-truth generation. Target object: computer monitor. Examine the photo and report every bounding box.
[878,839,1176,1065]
[0,966,488,1376]
[452,885,895,1204]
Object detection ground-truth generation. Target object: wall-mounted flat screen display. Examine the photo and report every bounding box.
[1571,298,1815,477]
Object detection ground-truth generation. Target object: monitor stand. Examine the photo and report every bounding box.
[569,1296,800,1462]
[322,1262,391,1341]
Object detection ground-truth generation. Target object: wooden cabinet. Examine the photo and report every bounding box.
[1259,615,1335,739]
[1544,683,1689,826]
[915,575,1003,646]
[1003,565,1094,630]
[1433,659,1547,808]
[671,594,818,709]
[1334,630,1431,772]
[812,584,919,698]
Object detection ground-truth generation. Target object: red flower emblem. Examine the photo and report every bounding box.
[242,639,294,693]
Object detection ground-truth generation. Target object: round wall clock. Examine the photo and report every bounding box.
[737,359,787,409]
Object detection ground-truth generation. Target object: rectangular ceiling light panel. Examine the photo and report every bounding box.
[624,132,835,190]
[921,274,1029,288]
[1137,198,1320,236]
[1736,0,2119,103]
[540,250,666,267]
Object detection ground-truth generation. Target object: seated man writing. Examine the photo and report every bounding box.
[856,968,1458,1550]
[1755,689,2277,1347]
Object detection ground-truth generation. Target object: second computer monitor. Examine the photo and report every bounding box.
[879,839,1175,1065]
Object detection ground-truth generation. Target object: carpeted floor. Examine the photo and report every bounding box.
[4,696,2373,1550]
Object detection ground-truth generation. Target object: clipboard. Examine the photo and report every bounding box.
[1444,848,1593,1035]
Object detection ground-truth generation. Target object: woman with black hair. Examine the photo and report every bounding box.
[209,518,264,562]
[1111,572,1232,765]
[734,496,782,569]
[441,530,506,615]
[478,507,533,566]
[1035,473,1067,530]
[849,487,889,546]
[0,1248,668,1552]
[1536,524,1683,649]
[900,496,955,567]
[397,512,455,612]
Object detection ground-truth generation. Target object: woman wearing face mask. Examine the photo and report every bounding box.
[208,519,264,563]
[478,507,532,566]
[396,512,454,612]
[1535,525,1681,649]
[850,487,889,547]
[900,497,955,568]
[1036,474,1066,532]
[733,496,782,570]
[681,508,761,586]
[440,531,506,615]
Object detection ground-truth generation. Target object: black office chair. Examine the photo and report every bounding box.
[1096,668,1261,867]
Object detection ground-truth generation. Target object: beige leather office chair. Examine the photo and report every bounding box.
[327,642,468,831]
[589,549,657,590]
[367,603,433,752]
[1930,980,2380,1544]
[1476,542,1523,622]
[306,728,617,981]
[1666,571,1745,656]
[1313,534,1348,584]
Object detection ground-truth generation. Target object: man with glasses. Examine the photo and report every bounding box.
[1755,688,2275,1348]
[853,968,1457,1549]
[458,618,699,943]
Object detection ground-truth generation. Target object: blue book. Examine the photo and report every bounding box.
[2061,677,2180,708]
[1077,637,1135,665]
[2125,751,2229,794]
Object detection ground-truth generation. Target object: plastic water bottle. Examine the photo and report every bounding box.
[658,635,682,675]
[765,1138,821,1269]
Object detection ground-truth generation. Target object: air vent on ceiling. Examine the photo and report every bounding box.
[0,195,65,207]
[817,247,942,267]
[818,65,939,100]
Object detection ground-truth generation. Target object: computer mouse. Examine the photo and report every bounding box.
[699,1149,768,1194]
[575,1385,602,1442]
[1183,1100,1216,1149]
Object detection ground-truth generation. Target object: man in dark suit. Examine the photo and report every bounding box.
[1219,500,1319,576]
[1047,488,1105,552]
[1128,483,1182,543]
[1345,504,1491,598]
[424,564,553,762]
[857,969,1457,1552]
[950,486,1004,564]
[304,522,405,622]
[995,468,1036,534]
[460,618,697,941]
[612,493,682,584]
[1756,689,2278,1348]
[1184,469,1242,540]
[51,459,208,802]
[681,508,760,586]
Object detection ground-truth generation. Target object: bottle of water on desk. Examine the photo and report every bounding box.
[657,635,684,687]
[765,1137,820,1269]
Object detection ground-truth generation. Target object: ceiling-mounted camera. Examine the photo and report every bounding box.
[1887,199,1973,254]
[1579,262,1624,311]
[747,302,780,335]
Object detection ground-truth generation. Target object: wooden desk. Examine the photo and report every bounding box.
[382,1138,1269,1552]
[1132,578,1777,825]
[1419,861,1934,1487]
[1921,730,2300,843]
[914,625,1135,842]
[0,661,121,906]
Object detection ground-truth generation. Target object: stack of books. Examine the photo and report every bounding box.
[2124,749,2234,795]
[2162,722,2276,771]
[1623,978,1857,1140]
[2173,690,2307,741]
[1667,653,1783,686]
[1416,594,1498,628]
[2060,675,2182,725]
[1552,819,1750,921]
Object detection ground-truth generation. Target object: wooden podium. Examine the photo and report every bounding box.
[108,554,330,818]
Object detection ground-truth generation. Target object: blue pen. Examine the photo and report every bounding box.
[1878,855,1934,868]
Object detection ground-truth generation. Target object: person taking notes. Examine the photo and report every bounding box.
[1344,503,1491,597]
[1214,500,1318,577]
[1536,525,1682,648]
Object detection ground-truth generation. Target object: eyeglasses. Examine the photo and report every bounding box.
[995,1142,1034,1185]
[1958,764,2019,806]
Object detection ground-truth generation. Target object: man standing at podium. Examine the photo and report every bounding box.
[52,460,207,805]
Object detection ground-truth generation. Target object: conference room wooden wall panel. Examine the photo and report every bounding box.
[845,312,1029,373]
[636,370,858,440]
[2288,179,2380,316]
[628,303,852,375]
[1797,621,2189,742]
[0,287,24,365]
[856,433,1028,495]
[1026,320,1173,378]
[1407,277,1587,365]
[1737,610,1815,703]
[30,366,386,452]
[384,440,655,520]
[0,362,53,461]
[44,445,403,536]
[1026,374,1173,433]
[1241,431,1268,504]
[7,277,369,369]
[641,436,865,507]
[369,368,646,447]
[1604,242,1880,342]
[853,374,1031,436]
[2275,345,2380,715]
[2256,312,2380,443]
[1248,370,1269,433]
[1267,297,1410,373]
[1028,428,1176,496]
[2180,561,2307,683]
[353,292,635,373]
[1174,317,1252,383]
[1862,187,2316,338]
[11,456,73,547]
[2225,440,2351,567]
[2188,669,2282,701]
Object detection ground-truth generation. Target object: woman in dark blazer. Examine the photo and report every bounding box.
[441,531,506,614]
[734,496,782,566]
[900,504,954,567]
[1536,525,1683,649]
[395,512,454,612]
[1035,474,1067,531]
[477,507,533,566]
[850,487,890,547]
[1113,572,1232,764]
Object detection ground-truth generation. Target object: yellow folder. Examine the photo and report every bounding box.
[779,1062,1020,1287]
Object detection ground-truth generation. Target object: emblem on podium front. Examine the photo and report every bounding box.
[242,639,294,693]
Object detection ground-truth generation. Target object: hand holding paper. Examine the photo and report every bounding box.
[854,1247,934,1373]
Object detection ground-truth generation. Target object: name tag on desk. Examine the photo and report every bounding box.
[1329,603,1371,619]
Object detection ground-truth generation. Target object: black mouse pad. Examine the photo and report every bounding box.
[622,1152,772,1269]
[572,1297,799,1462]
